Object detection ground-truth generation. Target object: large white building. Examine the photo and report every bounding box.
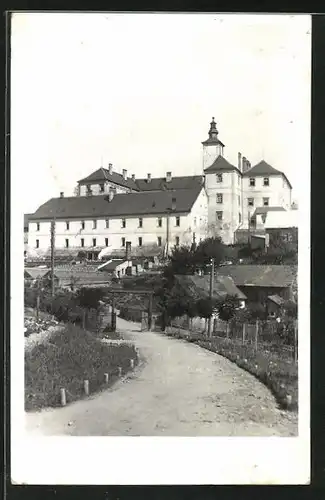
[27,118,293,256]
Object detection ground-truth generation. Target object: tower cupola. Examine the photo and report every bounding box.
[202,116,225,170]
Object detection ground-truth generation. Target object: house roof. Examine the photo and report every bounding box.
[175,274,247,301]
[44,267,112,284]
[201,137,225,147]
[78,167,139,191]
[216,265,297,288]
[204,155,241,175]
[24,267,49,279]
[268,294,285,306]
[24,213,33,230]
[135,175,203,191]
[98,259,126,271]
[29,187,202,220]
[253,206,286,217]
[243,160,292,188]
[264,210,299,229]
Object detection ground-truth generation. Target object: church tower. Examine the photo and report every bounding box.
[202,117,225,171]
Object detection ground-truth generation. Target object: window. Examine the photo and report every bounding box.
[93,238,96,247]
[138,237,143,247]
[194,217,197,227]
[175,236,180,246]
[105,219,109,229]
[81,238,84,247]
[105,238,109,247]
[216,173,223,183]
[65,239,69,248]
[93,220,97,229]
[216,193,223,204]
[249,178,255,187]
[216,211,223,221]
[247,198,254,207]
[121,237,125,247]
[139,218,143,228]
[121,219,126,228]
[157,236,162,247]
[81,221,85,230]
[263,177,269,186]
[36,223,40,231]
[158,217,162,227]
[263,197,269,206]
[66,221,69,230]
[99,183,105,193]
[36,239,39,248]
[176,216,180,227]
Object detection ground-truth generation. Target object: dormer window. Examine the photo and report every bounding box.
[249,178,255,187]
[216,173,223,183]
[263,177,270,186]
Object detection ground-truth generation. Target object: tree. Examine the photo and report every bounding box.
[196,297,215,319]
[215,295,238,322]
[194,237,225,272]
[76,287,105,310]
[167,245,197,275]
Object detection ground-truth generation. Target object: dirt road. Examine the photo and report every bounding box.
[25,318,298,436]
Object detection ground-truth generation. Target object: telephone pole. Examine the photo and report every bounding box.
[207,257,215,337]
[50,219,56,298]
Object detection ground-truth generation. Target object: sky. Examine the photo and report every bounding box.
[11,13,311,213]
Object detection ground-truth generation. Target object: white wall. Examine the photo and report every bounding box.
[27,188,208,252]
[202,144,224,171]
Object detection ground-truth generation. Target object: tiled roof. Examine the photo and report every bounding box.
[135,175,203,191]
[204,155,241,174]
[243,160,292,188]
[24,267,49,279]
[175,274,247,300]
[268,294,285,306]
[216,265,297,288]
[46,267,112,283]
[29,187,202,220]
[201,137,225,147]
[98,259,126,271]
[78,168,139,191]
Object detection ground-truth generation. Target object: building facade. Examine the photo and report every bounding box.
[26,117,293,255]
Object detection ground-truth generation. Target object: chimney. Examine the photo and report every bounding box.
[147,173,151,183]
[171,196,176,211]
[122,169,127,180]
[238,152,242,172]
[108,189,114,202]
[247,160,251,171]
[132,174,135,182]
[125,241,131,261]
[242,157,247,172]
[108,163,113,175]
[166,171,172,183]
[60,192,64,198]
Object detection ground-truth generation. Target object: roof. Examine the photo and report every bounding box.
[29,187,202,220]
[204,155,241,175]
[78,167,139,191]
[24,267,49,279]
[24,213,33,230]
[216,265,297,288]
[201,137,225,147]
[253,206,286,216]
[243,160,292,188]
[98,259,126,271]
[264,210,299,230]
[44,267,112,284]
[175,274,247,301]
[268,294,285,306]
[135,175,203,191]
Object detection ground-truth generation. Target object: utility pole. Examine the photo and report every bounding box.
[207,257,215,337]
[50,219,56,298]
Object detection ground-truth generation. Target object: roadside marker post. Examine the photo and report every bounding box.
[60,388,66,406]
[104,373,109,384]
[84,379,89,396]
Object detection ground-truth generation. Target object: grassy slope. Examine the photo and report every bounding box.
[25,324,138,411]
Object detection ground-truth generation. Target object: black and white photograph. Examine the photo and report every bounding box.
[11,12,310,484]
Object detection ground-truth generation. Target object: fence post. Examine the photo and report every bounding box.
[255,319,259,352]
[36,295,40,321]
[60,388,66,406]
[84,379,89,396]
[294,320,298,363]
[242,323,246,345]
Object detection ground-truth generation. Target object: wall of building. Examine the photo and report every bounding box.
[28,191,208,254]
[242,175,292,226]
[204,170,242,244]
[78,181,133,196]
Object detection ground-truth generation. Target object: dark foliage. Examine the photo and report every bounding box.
[76,287,105,310]
[215,294,238,321]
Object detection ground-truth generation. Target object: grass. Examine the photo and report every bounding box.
[166,328,298,412]
[25,323,138,411]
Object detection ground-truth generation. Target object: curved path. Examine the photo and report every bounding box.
[25,318,298,436]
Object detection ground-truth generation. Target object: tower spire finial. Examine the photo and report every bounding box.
[209,116,218,138]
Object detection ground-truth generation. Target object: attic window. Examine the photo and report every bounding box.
[249,178,255,187]
[263,177,270,186]
[216,173,223,183]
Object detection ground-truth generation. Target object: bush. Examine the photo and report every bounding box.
[25,324,138,411]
